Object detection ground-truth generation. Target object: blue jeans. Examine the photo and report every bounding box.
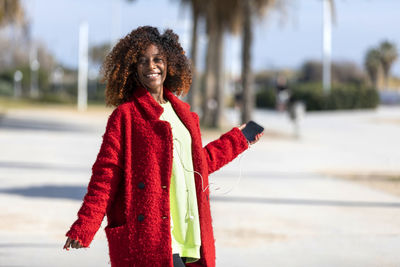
[173,254,186,267]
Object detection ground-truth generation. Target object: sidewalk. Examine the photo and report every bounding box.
[0,106,399,266]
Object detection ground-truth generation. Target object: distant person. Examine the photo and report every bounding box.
[63,26,262,267]
[282,82,305,139]
[275,74,305,138]
[234,90,242,109]
[275,74,290,112]
[287,96,306,138]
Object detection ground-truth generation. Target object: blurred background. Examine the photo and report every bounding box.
[0,0,399,266]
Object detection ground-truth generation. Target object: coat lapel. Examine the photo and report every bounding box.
[131,86,164,121]
[163,88,208,193]
[163,87,198,140]
[132,86,196,135]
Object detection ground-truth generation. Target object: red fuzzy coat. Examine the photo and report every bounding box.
[66,87,248,267]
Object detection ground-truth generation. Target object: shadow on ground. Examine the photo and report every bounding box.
[0,160,88,173]
[211,196,400,208]
[0,115,94,132]
[0,242,60,248]
[1,184,400,208]
[0,185,86,201]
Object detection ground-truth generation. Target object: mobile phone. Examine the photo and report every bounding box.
[241,121,264,142]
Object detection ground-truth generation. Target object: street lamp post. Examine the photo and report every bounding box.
[322,0,332,93]
[78,21,89,111]
[111,0,122,46]
[30,44,40,98]
[13,70,23,98]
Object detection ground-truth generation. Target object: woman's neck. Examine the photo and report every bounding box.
[149,90,167,104]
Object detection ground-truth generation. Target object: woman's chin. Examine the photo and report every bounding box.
[144,83,162,92]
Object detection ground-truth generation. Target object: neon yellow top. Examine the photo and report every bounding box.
[160,101,201,263]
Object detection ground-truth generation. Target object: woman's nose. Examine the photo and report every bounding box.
[148,60,156,70]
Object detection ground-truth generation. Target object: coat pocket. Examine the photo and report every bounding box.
[105,224,131,266]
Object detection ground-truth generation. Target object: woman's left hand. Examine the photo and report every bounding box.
[64,237,83,250]
[238,124,264,145]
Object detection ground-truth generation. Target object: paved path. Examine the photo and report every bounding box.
[0,107,399,266]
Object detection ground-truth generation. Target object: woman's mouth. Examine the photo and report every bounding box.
[145,73,161,79]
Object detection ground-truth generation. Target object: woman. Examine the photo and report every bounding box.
[64,26,262,267]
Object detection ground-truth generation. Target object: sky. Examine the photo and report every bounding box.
[22,0,400,76]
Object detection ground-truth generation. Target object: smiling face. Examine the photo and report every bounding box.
[136,44,167,94]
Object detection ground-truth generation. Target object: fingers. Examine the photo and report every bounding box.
[238,124,246,130]
[64,237,72,250]
[72,240,83,248]
[64,237,83,250]
[250,132,264,145]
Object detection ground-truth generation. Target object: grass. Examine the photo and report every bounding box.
[0,96,112,115]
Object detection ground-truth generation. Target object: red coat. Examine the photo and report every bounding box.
[66,87,248,266]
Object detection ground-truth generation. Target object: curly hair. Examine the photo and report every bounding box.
[101,26,192,107]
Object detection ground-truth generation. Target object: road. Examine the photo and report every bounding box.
[0,106,399,266]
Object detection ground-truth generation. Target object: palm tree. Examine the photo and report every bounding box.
[379,40,398,90]
[0,0,25,26]
[202,1,223,127]
[183,0,282,126]
[200,0,242,127]
[364,48,381,89]
[240,0,277,123]
[180,0,203,109]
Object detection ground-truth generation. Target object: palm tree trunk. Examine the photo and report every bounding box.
[241,0,253,124]
[202,26,216,126]
[372,73,379,89]
[384,73,389,90]
[187,7,199,108]
[211,21,224,128]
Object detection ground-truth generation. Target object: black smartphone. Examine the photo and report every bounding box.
[241,121,264,142]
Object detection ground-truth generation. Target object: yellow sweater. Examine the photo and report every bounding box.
[160,101,201,263]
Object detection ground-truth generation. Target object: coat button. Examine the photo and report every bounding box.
[162,185,167,189]
[162,216,168,219]
[138,182,145,189]
[138,214,145,221]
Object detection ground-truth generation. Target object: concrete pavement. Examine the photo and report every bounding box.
[0,106,399,266]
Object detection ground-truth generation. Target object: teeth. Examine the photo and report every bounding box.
[146,73,159,78]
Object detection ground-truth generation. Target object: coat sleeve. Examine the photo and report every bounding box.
[65,108,124,247]
[203,127,248,174]
[191,110,248,175]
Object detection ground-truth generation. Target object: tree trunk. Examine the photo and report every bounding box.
[383,68,390,90]
[371,70,379,89]
[211,21,224,128]
[241,0,253,124]
[187,7,199,108]
[202,26,216,126]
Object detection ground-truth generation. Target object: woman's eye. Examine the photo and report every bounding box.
[154,57,163,63]
[138,58,146,64]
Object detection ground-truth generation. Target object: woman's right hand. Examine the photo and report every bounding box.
[64,237,83,250]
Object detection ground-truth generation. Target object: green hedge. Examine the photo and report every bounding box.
[255,86,276,108]
[0,80,13,96]
[256,82,379,111]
